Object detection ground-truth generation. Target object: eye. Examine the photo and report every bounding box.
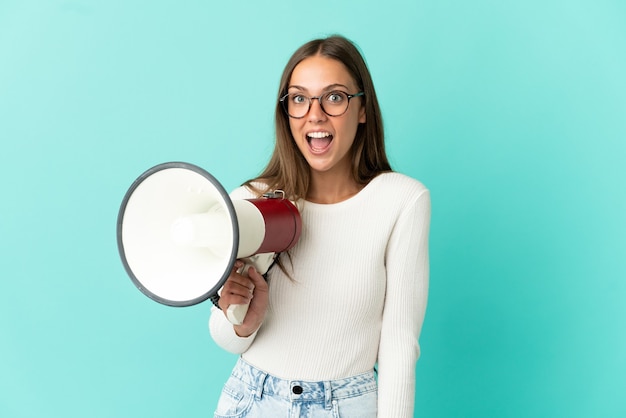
[325,91,346,104]
[290,94,307,105]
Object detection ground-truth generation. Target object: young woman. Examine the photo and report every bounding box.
[209,35,431,418]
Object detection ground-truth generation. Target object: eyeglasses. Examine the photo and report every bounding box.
[279,91,365,119]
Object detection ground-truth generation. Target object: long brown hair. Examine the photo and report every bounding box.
[245,35,391,200]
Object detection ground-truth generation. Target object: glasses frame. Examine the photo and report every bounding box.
[279,91,365,119]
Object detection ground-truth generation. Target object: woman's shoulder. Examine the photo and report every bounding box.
[368,172,430,220]
[371,171,428,198]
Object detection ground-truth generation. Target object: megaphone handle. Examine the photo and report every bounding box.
[225,262,254,325]
[225,253,276,326]
[226,303,249,326]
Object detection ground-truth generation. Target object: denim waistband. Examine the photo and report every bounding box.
[231,357,377,407]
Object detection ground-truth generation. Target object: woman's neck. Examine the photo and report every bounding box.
[306,171,362,204]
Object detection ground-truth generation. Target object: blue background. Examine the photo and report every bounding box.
[1,1,625,417]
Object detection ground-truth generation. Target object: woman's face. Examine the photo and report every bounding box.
[287,55,366,178]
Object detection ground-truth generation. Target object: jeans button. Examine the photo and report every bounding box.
[292,385,303,395]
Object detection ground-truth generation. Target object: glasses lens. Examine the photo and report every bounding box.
[321,91,350,116]
[285,93,309,118]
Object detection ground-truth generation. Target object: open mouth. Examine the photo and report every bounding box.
[306,131,333,153]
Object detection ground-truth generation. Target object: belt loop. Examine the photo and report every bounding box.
[241,357,268,401]
[324,381,332,410]
[254,369,268,400]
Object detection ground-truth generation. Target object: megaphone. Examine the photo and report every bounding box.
[116,162,302,325]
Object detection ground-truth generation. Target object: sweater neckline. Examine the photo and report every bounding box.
[302,172,390,208]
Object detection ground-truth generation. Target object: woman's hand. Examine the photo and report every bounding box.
[218,260,269,337]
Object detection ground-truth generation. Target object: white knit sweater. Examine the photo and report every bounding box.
[209,172,430,417]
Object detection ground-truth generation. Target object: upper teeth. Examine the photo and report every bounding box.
[308,132,331,138]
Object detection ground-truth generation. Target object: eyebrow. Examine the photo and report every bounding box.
[287,83,351,92]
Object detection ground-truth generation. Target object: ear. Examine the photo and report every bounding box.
[358,104,366,124]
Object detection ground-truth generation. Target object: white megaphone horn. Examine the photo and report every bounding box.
[116,162,302,325]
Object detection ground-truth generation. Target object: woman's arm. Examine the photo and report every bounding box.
[209,259,269,353]
[378,189,431,417]
[208,185,269,353]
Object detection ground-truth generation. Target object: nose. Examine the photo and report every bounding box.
[307,97,327,122]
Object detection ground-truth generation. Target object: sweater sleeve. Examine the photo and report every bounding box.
[209,306,258,354]
[207,184,260,354]
[378,189,431,417]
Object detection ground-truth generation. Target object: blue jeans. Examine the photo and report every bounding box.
[214,358,378,418]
